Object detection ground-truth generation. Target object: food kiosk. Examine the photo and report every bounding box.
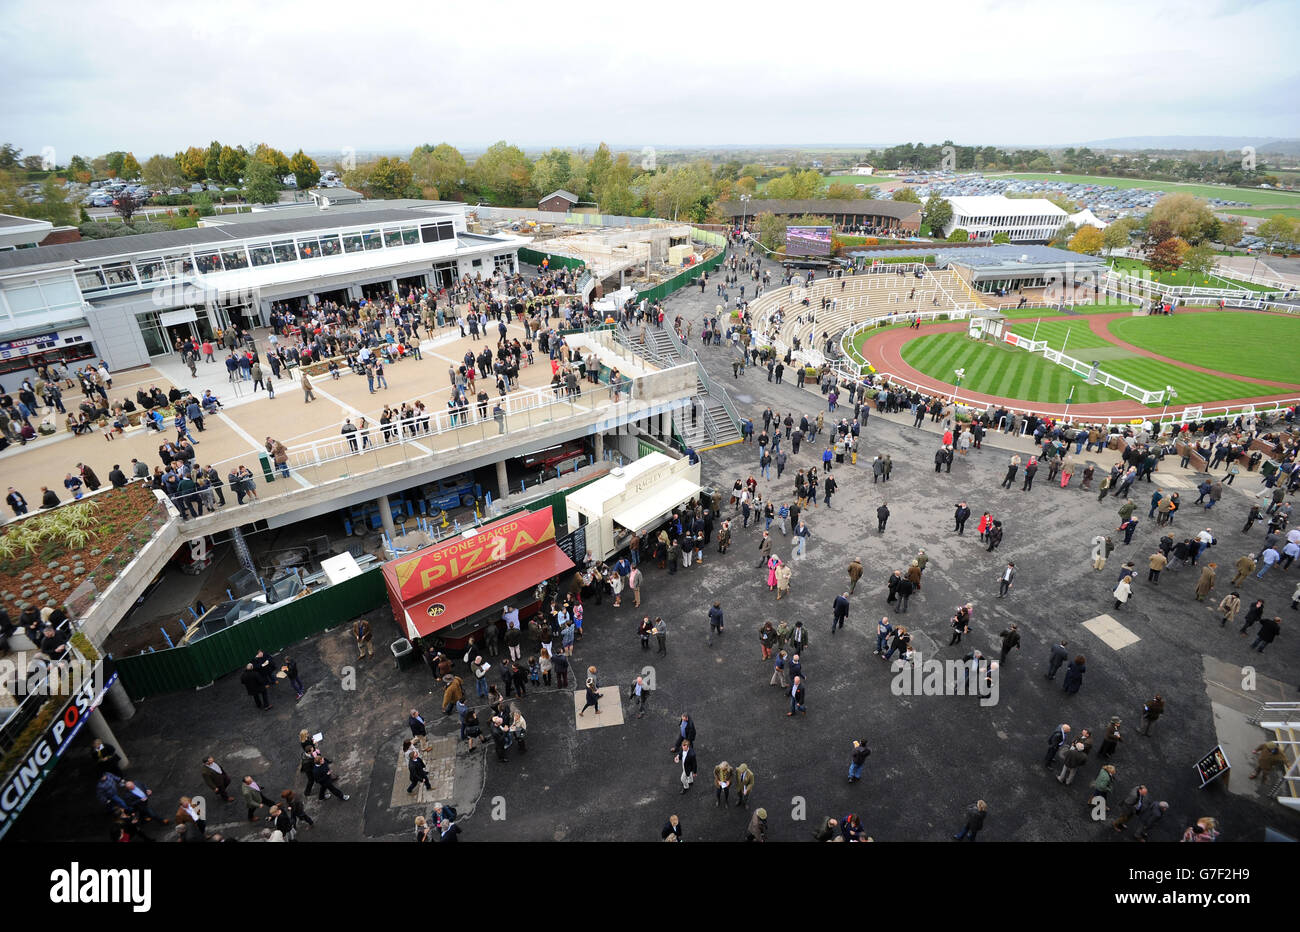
[382,506,574,650]
[564,452,703,561]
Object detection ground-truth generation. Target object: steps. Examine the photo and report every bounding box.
[1255,703,1300,810]
[622,325,742,449]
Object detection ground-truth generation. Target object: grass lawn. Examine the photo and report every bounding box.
[1218,207,1300,220]
[990,173,1300,207]
[899,332,1126,404]
[1106,257,1275,293]
[997,303,1138,319]
[1108,312,1300,384]
[1008,320,1111,351]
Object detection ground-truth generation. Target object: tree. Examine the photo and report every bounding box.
[410,143,468,201]
[825,183,858,200]
[594,153,637,215]
[891,187,921,203]
[1147,236,1189,271]
[991,231,1011,244]
[1144,219,1175,247]
[1148,193,1216,244]
[530,148,576,201]
[922,196,953,235]
[105,151,127,177]
[242,155,281,205]
[735,176,757,196]
[1102,217,1138,253]
[251,144,291,177]
[1181,243,1216,279]
[756,212,788,252]
[31,177,76,226]
[1256,216,1297,252]
[204,141,222,182]
[67,154,90,177]
[21,155,45,172]
[218,145,246,186]
[1049,222,1077,249]
[1067,225,1105,255]
[764,169,820,200]
[644,163,711,220]
[142,155,183,191]
[1217,218,1244,249]
[290,150,321,192]
[112,190,140,223]
[0,144,21,170]
[947,228,972,243]
[587,143,614,193]
[178,146,207,182]
[472,142,533,206]
[120,152,141,180]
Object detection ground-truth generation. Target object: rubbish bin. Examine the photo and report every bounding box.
[258,451,275,483]
[391,637,416,670]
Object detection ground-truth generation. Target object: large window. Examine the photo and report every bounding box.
[101,263,137,288]
[318,234,342,257]
[135,256,168,284]
[420,222,454,243]
[272,240,297,263]
[249,244,275,267]
[296,237,322,259]
[342,233,364,254]
[401,226,419,246]
[362,229,383,251]
[383,229,403,249]
[76,268,106,292]
[166,253,194,278]
[220,247,249,270]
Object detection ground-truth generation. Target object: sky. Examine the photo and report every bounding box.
[1,0,1297,162]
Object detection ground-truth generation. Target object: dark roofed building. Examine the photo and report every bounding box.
[717,198,921,234]
[538,190,579,213]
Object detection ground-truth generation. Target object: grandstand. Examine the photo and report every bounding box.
[747,264,985,368]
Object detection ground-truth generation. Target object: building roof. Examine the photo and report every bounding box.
[717,199,920,221]
[939,244,1105,273]
[0,213,51,230]
[308,187,365,202]
[1068,208,1108,229]
[0,206,463,273]
[200,199,461,225]
[945,196,1068,219]
[541,190,579,204]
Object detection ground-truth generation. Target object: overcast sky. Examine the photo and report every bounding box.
[2,0,1296,161]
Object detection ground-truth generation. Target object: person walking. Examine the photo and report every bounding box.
[876,502,889,533]
[1251,615,1281,653]
[1217,590,1241,628]
[997,561,1015,598]
[847,557,863,594]
[997,623,1020,663]
[1113,576,1133,610]
[353,618,374,659]
[406,748,432,793]
[1062,655,1086,694]
[1057,742,1088,785]
[713,760,734,807]
[1194,563,1217,602]
[1148,549,1167,584]
[241,775,276,822]
[745,807,768,842]
[1046,640,1069,680]
[787,675,806,716]
[1098,716,1123,759]
[310,753,349,801]
[1139,694,1165,736]
[1111,785,1151,833]
[240,662,271,711]
[831,592,850,634]
[677,739,697,793]
[735,763,754,808]
[1045,723,1072,768]
[953,800,988,841]
[848,738,870,784]
[201,756,236,803]
[301,371,315,403]
[579,675,602,717]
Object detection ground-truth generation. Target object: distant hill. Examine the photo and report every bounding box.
[1081,136,1300,155]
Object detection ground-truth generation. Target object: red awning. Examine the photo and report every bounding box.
[404,543,573,639]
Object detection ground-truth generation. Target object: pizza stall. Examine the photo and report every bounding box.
[382,506,574,651]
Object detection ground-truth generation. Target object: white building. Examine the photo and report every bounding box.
[0,199,528,380]
[852,164,874,176]
[1067,208,1107,230]
[940,195,1068,243]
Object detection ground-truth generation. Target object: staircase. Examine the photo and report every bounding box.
[1253,703,1300,810]
[625,326,742,449]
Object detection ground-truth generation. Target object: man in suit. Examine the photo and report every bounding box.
[1046,640,1069,680]
[831,592,850,634]
[240,662,271,711]
[408,709,428,746]
[997,561,1015,598]
[788,676,806,716]
[661,814,683,841]
[122,779,169,824]
[311,753,349,801]
[241,775,276,822]
[201,756,236,802]
[678,739,697,793]
[1044,723,1071,768]
[674,713,696,754]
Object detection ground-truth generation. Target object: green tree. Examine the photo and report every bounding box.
[30,177,76,226]
[1256,216,1297,252]
[120,152,141,179]
[587,143,614,193]
[1067,225,1105,255]
[825,183,858,200]
[764,169,820,199]
[290,150,321,192]
[891,187,921,204]
[991,231,1011,244]
[472,141,533,205]
[1216,218,1244,249]
[756,212,788,252]
[0,144,21,170]
[252,144,291,177]
[410,143,468,200]
[204,141,222,181]
[922,196,953,235]
[104,151,127,177]
[1049,221,1077,249]
[242,155,281,205]
[1181,243,1216,279]
[67,155,91,183]
[644,164,711,220]
[218,145,246,185]
[947,228,971,243]
[354,156,411,199]
[142,154,183,190]
[1102,217,1138,253]
[530,148,575,200]
[594,153,637,215]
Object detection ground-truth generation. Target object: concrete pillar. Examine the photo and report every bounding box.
[377,496,396,542]
[659,411,670,440]
[88,712,130,768]
[308,293,319,306]
[102,679,136,721]
[594,432,605,462]
[348,285,363,301]
[391,278,400,295]
[496,460,509,500]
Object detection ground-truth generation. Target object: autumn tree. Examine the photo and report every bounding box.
[1067,225,1104,255]
[1102,217,1138,253]
[891,187,921,203]
[120,152,142,180]
[472,141,532,206]
[1147,193,1216,244]
[1147,236,1189,271]
[410,143,468,200]
[756,212,787,252]
[179,146,207,182]
[142,154,184,190]
[1181,243,1216,279]
[290,150,321,192]
[1216,218,1244,248]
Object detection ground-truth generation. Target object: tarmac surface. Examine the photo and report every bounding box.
[13,262,1300,843]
